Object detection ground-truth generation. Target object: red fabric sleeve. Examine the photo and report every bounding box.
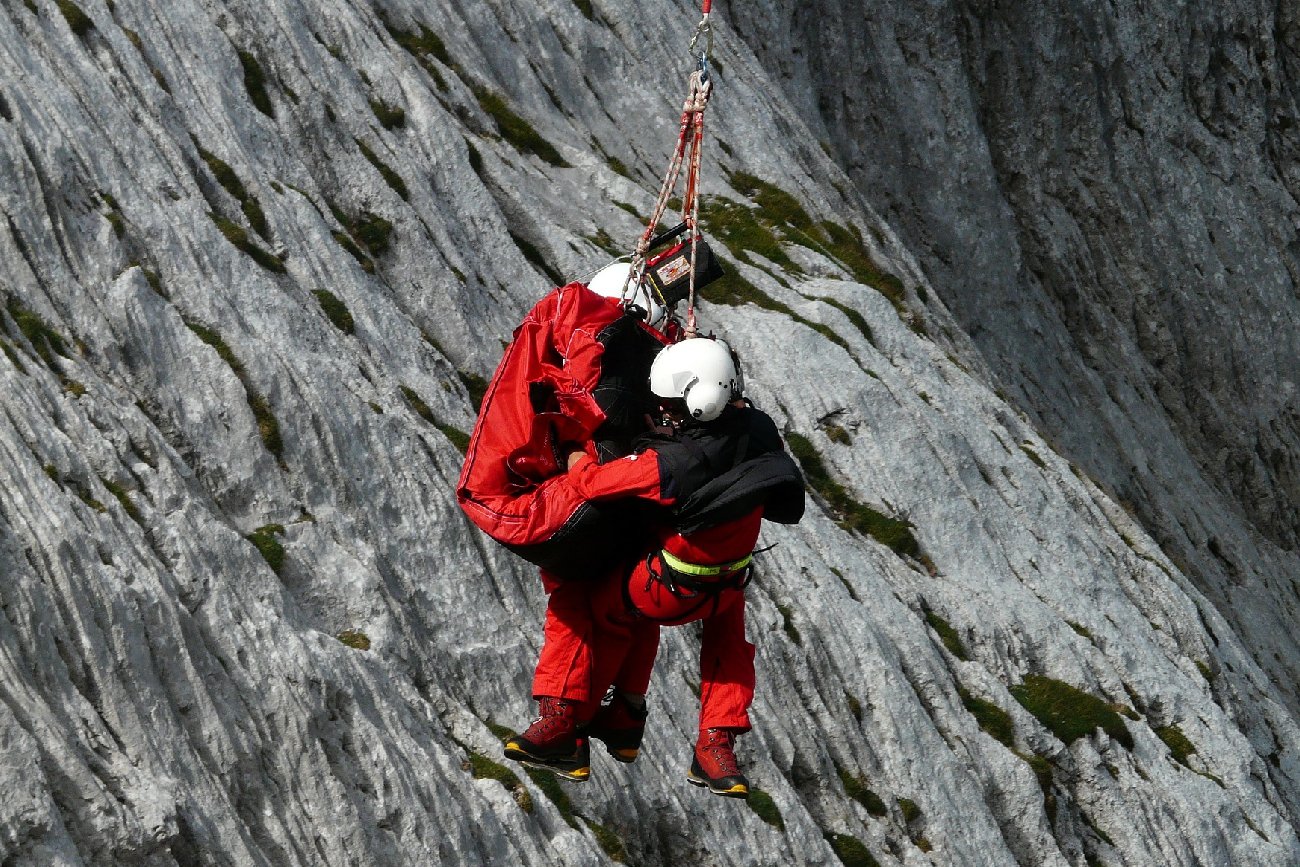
[565,449,672,504]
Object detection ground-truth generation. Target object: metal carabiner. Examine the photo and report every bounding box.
[688,13,713,61]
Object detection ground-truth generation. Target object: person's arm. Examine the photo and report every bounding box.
[565,449,673,505]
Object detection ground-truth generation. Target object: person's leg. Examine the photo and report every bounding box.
[687,591,754,798]
[531,571,594,703]
[697,591,755,732]
[507,571,593,780]
[585,563,660,762]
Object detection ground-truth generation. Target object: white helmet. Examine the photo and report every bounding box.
[649,337,741,422]
[587,262,667,330]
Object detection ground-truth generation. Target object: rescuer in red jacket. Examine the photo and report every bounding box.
[504,338,805,799]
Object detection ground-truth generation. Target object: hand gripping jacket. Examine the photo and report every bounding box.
[456,282,671,579]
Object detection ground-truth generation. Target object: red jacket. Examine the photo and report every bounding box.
[456,283,670,577]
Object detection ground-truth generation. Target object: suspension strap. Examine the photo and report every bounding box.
[630,3,715,338]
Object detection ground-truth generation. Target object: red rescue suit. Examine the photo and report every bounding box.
[532,405,805,730]
[456,282,671,579]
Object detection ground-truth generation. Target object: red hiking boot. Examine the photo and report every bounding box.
[687,728,749,798]
[503,697,590,782]
[585,689,648,763]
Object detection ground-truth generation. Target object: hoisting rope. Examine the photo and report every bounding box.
[629,1,715,338]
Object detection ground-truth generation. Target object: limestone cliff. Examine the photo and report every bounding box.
[1,1,1297,865]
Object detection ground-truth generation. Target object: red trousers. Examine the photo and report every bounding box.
[532,510,762,732]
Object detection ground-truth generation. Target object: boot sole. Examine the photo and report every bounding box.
[588,739,639,763]
[504,741,591,782]
[686,770,750,799]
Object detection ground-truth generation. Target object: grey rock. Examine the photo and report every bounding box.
[0,1,1297,865]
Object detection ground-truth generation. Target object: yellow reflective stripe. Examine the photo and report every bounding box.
[659,548,752,576]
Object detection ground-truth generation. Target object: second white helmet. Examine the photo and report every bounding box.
[586,262,667,330]
[649,337,741,422]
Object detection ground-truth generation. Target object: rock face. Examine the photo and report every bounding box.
[733,0,1300,718]
[0,1,1297,866]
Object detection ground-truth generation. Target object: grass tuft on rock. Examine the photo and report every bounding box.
[370,98,406,129]
[473,86,569,167]
[837,766,888,816]
[1155,725,1197,766]
[746,788,784,830]
[312,289,355,334]
[400,385,469,453]
[1011,675,1133,749]
[356,140,410,200]
[247,524,286,575]
[825,832,881,867]
[185,320,284,460]
[57,0,94,37]
[207,213,284,272]
[959,687,1015,748]
[509,231,566,287]
[785,432,920,559]
[580,818,627,863]
[925,610,968,660]
[237,50,275,118]
[5,296,70,368]
[101,477,143,525]
[198,146,270,240]
[329,206,393,271]
[337,629,371,650]
[524,768,578,828]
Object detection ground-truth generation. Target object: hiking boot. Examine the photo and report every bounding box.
[687,728,749,798]
[503,697,591,782]
[585,689,648,763]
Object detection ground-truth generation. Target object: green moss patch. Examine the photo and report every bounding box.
[197,146,270,240]
[924,611,968,660]
[370,98,406,129]
[897,797,921,823]
[337,629,371,650]
[328,206,393,272]
[473,87,569,167]
[825,833,881,867]
[817,296,874,345]
[5,296,70,368]
[524,768,578,828]
[380,13,454,89]
[207,213,284,272]
[704,171,908,299]
[837,766,887,816]
[57,0,94,37]
[508,231,566,287]
[1154,725,1197,766]
[247,523,286,574]
[237,50,275,118]
[71,480,106,512]
[185,320,284,460]
[959,687,1015,748]
[1010,675,1133,749]
[312,289,355,334]
[746,787,784,831]
[699,196,797,272]
[101,477,143,525]
[785,432,920,559]
[356,139,410,200]
[580,818,627,862]
[400,385,469,453]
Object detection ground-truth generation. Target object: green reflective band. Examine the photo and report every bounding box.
[659,548,752,577]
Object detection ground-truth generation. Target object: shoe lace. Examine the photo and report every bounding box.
[700,728,739,775]
[528,698,574,738]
